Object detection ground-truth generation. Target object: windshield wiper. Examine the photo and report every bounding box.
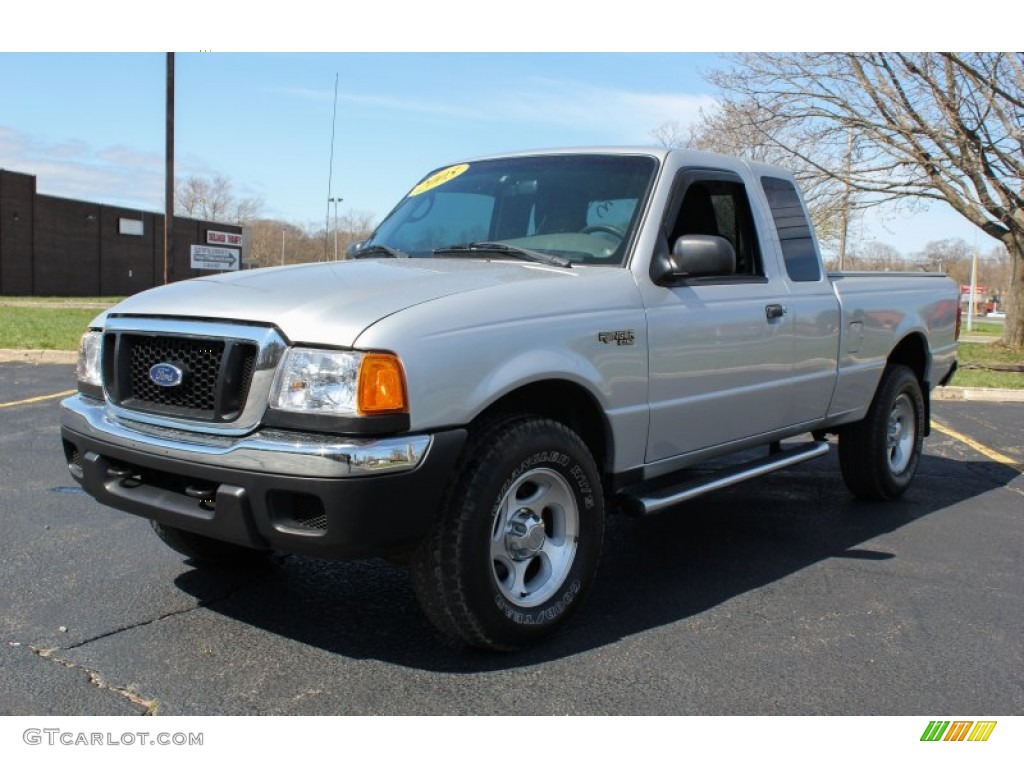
[353,244,409,259]
[433,242,571,268]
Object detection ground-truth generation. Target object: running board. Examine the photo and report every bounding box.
[619,441,830,516]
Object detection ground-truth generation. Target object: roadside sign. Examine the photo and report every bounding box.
[207,230,243,247]
[190,244,240,271]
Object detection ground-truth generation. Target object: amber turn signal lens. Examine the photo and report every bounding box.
[357,353,408,414]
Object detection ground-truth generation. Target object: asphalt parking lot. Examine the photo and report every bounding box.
[1,362,1021,715]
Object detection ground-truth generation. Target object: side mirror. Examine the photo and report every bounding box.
[345,240,367,259]
[672,234,736,277]
[651,234,736,284]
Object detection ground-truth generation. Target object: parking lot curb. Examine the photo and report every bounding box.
[934,386,1024,403]
[0,349,77,364]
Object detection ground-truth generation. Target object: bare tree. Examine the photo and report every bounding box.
[654,101,863,256]
[844,241,905,272]
[916,238,974,286]
[982,244,1013,308]
[244,211,375,269]
[336,210,375,252]
[175,174,264,225]
[649,121,689,149]
[705,53,1024,348]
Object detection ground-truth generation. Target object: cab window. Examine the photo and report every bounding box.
[667,178,763,277]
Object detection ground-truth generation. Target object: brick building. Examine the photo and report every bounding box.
[0,169,243,297]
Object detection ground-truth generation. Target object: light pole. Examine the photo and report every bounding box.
[967,246,979,333]
[328,197,343,261]
[164,52,175,284]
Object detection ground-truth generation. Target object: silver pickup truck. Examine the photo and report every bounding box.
[60,147,959,650]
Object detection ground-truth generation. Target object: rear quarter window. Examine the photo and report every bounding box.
[760,177,821,282]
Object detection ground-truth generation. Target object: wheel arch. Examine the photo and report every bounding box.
[470,379,613,482]
[887,332,931,435]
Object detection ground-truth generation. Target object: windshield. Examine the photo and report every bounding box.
[364,154,657,265]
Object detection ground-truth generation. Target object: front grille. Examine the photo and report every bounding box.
[104,332,258,422]
[130,336,223,412]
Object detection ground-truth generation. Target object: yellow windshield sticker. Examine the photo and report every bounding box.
[408,163,470,196]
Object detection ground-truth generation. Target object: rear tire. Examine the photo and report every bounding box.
[410,416,604,651]
[839,364,925,501]
[150,521,270,568]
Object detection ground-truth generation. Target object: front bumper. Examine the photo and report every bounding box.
[60,395,466,558]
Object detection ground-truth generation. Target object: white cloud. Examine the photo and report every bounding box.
[95,145,164,172]
[278,86,482,120]
[489,77,717,142]
[0,126,222,212]
[280,79,716,143]
[0,126,30,156]
[0,125,163,209]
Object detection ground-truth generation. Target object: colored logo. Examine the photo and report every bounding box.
[921,720,997,742]
[149,363,184,388]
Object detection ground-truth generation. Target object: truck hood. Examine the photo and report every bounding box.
[106,258,582,347]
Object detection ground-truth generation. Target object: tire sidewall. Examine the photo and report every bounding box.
[460,424,603,644]
[876,367,925,495]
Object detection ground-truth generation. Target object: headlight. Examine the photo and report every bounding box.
[270,348,407,416]
[76,330,103,396]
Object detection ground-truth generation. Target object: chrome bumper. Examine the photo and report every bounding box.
[60,395,431,479]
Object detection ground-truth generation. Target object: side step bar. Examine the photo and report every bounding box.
[619,441,830,516]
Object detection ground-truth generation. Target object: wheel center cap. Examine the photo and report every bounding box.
[506,510,546,560]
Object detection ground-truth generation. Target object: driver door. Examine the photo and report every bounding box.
[644,170,796,463]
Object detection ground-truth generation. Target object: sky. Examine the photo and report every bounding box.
[1,7,1011,258]
[0,52,717,224]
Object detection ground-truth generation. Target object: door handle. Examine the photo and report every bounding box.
[765,304,787,320]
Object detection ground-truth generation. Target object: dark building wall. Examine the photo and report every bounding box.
[34,195,102,296]
[0,169,242,296]
[0,170,35,294]
[174,218,201,281]
[99,206,157,296]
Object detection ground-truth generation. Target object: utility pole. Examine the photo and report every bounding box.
[329,197,343,260]
[967,246,979,333]
[836,126,853,271]
[164,52,175,284]
[281,228,285,266]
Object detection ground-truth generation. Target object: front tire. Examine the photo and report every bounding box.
[411,416,604,651]
[839,364,925,501]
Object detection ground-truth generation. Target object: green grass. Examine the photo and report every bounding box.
[0,296,121,309]
[961,320,1004,337]
[0,306,103,350]
[952,369,1024,389]
[0,296,122,305]
[957,341,1023,366]
[954,341,1023,389]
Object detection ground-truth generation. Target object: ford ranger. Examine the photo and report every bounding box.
[60,147,960,650]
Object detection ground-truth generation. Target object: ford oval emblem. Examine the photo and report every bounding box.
[149,362,184,388]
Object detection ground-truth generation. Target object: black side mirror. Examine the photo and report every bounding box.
[651,234,736,284]
[345,240,367,259]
